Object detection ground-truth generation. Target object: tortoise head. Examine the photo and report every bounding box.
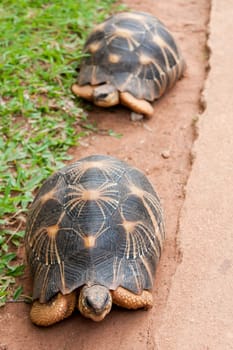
[78,285,112,321]
[93,84,119,107]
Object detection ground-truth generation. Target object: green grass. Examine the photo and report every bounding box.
[0,0,123,306]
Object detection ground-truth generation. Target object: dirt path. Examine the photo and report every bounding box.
[0,1,210,349]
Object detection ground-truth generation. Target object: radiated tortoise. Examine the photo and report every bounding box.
[71,11,185,119]
[25,155,165,326]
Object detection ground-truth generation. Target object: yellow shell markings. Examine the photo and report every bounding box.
[120,211,159,259]
[106,24,143,52]
[64,181,119,222]
[111,256,123,289]
[139,255,154,287]
[47,224,59,239]
[116,12,147,22]
[113,254,143,293]
[64,159,124,184]
[116,12,138,20]
[126,180,164,251]
[139,54,167,96]
[117,48,164,100]
[29,210,66,266]
[64,160,105,184]
[152,33,182,89]
[30,219,66,301]
[111,176,164,291]
[90,66,101,86]
[83,235,96,248]
[111,256,143,295]
[27,187,59,251]
[121,218,140,259]
[152,33,170,68]
[108,53,121,64]
[82,220,111,249]
[87,41,102,54]
[136,52,165,96]
[26,186,67,296]
[110,224,155,289]
[162,47,182,89]
[128,262,142,292]
[35,261,51,301]
[40,188,56,204]
[84,22,105,53]
[33,257,66,301]
[91,21,106,33]
[139,54,155,66]
[27,188,57,245]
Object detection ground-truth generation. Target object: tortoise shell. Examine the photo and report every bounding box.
[77,11,185,102]
[25,155,165,303]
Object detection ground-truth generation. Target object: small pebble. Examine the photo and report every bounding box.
[79,140,89,148]
[143,124,153,132]
[161,150,170,159]
[130,112,144,121]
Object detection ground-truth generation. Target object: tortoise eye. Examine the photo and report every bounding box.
[85,296,94,309]
[98,93,108,99]
[103,293,110,305]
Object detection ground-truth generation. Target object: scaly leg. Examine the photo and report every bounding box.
[71,84,94,101]
[112,287,153,310]
[120,92,154,118]
[30,292,76,326]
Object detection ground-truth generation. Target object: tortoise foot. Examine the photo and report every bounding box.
[120,92,154,118]
[112,287,153,310]
[30,292,76,326]
[71,84,94,101]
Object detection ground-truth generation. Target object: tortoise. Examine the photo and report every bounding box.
[25,155,165,326]
[71,11,186,119]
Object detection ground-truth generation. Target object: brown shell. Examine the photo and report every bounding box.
[25,155,165,303]
[77,11,185,101]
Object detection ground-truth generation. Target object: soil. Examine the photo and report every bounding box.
[0,0,210,349]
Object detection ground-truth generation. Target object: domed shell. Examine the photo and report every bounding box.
[78,11,185,102]
[25,155,165,303]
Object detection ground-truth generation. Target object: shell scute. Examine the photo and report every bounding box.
[84,30,105,50]
[157,25,179,57]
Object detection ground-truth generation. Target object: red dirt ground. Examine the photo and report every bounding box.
[0,0,210,349]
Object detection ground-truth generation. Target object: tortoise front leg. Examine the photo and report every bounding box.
[71,84,94,101]
[30,292,76,326]
[111,287,153,310]
[119,92,154,119]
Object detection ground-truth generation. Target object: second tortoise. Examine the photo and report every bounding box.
[72,11,186,118]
